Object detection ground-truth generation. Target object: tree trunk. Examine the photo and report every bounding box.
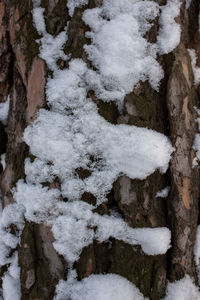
[0,0,200,299]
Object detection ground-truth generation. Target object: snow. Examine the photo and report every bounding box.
[32,1,68,71]
[67,0,88,16]
[0,182,22,299]
[15,0,175,267]
[14,187,171,263]
[193,134,200,161]
[27,1,175,209]
[0,96,10,126]
[157,0,181,55]
[23,104,173,203]
[38,32,68,71]
[163,275,200,300]
[1,154,5,171]
[194,225,200,284]
[156,186,170,198]
[0,0,185,299]
[193,108,200,164]
[186,0,192,9]
[83,0,163,106]
[0,203,23,299]
[2,252,21,300]
[192,157,199,168]
[32,7,46,34]
[4,0,185,297]
[54,273,147,300]
[14,180,60,223]
[0,203,24,266]
[127,227,171,256]
[92,214,171,255]
[193,107,200,163]
[188,49,200,86]
[51,204,95,263]
[25,157,55,184]
[83,0,181,107]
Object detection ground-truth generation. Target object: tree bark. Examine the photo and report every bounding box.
[0,0,200,299]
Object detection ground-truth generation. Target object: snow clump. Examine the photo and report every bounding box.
[54,273,147,300]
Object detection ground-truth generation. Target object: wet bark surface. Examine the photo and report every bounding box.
[0,0,199,299]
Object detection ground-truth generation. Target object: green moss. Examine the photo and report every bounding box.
[109,240,167,299]
[134,96,153,121]
[124,92,153,128]
[29,154,36,163]
[97,100,119,124]
[76,167,91,179]
[81,192,96,206]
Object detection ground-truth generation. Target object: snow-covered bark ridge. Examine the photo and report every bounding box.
[163,275,200,300]
[54,272,147,300]
[54,272,200,300]
[188,49,200,86]
[14,0,181,298]
[0,0,185,298]
[17,0,176,260]
[0,201,24,300]
[83,0,181,107]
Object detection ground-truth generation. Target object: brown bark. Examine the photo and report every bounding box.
[0,0,199,299]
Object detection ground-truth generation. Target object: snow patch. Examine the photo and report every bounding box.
[194,225,200,284]
[32,7,46,34]
[193,134,200,162]
[156,186,170,198]
[83,0,181,107]
[14,186,171,264]
[83,0,163,107]
[186,0,192,9]
[14,180,60,223]
[0,200,24,298]
[188,49,200,86]
[38,32,68,71]
[0,203,24,267]
[0,0,184,299]
[24,101,173,204]
[193,107,200,164]
[32,1,68,71]
[18,0,175,268]
[157,0,181,55]
[0,187,22,299]
[192,157,199,168]
[163,275,200,300]
[55,273,147,300]
[67,0,88,16]
[2,252,21,300]
[0,96,10,126]
[1,154,5,171]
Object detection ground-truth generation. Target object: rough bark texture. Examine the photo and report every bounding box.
[0,0,200,299]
